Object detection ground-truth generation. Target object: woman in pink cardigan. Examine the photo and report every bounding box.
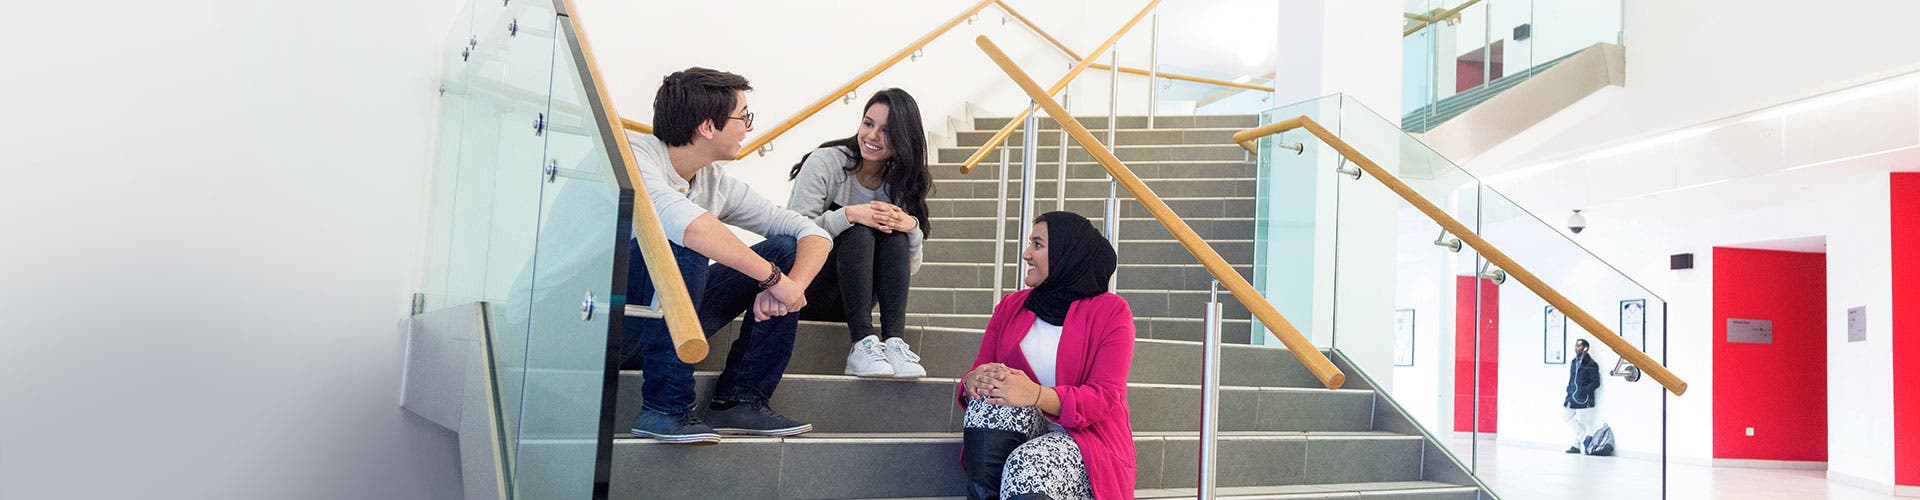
[958,211,1135,500]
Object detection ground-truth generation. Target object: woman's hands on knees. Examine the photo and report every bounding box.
[985,367,1043,408]
[964,363,1044,408]
[847,202,916,233]
[963,363,1008,401]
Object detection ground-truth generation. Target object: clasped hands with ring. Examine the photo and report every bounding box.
[962,362,1043,407]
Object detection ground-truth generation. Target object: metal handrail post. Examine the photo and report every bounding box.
[1146,5,1159,129]
[1056,62,1070,212]
[1105,46,1121,289]
[994,142,1011,298]
[1019,104,1039,289]
[1198,279,1223,499]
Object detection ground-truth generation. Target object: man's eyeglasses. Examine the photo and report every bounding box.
[728,110,755,128]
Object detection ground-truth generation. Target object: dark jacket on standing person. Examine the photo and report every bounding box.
[1564,353,1601,409]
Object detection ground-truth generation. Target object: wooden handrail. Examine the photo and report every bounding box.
[725,0,997,159]
[1232,117,1690,396]
[621,117,651,135]
[1403,0,1483,37]
[559,0,706,363]
[958,0,1162,175]
[992,0,1081,61]
[618,0,1272,143]
[977,35,1346,391]
[1086,63,1272,91]
[992,0,1276,93]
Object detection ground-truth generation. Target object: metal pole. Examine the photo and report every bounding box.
[1056,63,1070,212]
[1147,6,1160,129]
[1481,3,1491,89]
[994,142,1010,299]
[1197,279,1223,500]
[1018,103,1039,290]
[1106,46,1121,290]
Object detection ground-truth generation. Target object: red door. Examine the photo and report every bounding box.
[1454,276,1500,433]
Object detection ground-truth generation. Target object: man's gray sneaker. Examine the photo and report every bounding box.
[630,409,721,445]
[703,401,813,436]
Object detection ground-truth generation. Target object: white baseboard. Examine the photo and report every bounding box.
[1825,470,1920,497]
[1712,458,1828,470]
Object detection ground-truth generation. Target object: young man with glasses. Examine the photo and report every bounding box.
[622,67,832,445]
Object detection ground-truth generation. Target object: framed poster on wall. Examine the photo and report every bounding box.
[1544,305,1568,364]
[1620,299,1647,352]
[1393,309,1415,367]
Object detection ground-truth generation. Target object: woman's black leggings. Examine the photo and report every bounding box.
[801,225,912,342]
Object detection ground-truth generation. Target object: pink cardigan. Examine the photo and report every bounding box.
[958,289,1137,499]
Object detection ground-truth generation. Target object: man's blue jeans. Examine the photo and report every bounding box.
[622,236,799,414]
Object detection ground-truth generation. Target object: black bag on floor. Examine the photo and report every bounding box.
[1582,424,1616,456]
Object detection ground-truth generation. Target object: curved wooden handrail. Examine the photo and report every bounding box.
[725,0,996,159]
[619,0,1272,147]
[621,117,651,135]
[957,0,1162,175]
[1232,117,1690,396]
[559,0,706,363]
[977,35,1346,391]
[1403,0,1484,37]
[992,0,1275,92]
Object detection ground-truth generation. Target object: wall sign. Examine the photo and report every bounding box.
[1620,299,1647,352]
[1545,305,1568,364]
[1847,307,1866,343]
[1393,309,1416,367]
[1727,318,1773,344]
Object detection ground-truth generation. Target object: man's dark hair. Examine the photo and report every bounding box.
[1575,339,1589,349]
[652,67,752,147]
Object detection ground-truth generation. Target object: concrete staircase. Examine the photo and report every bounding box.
[609,115,1492,499]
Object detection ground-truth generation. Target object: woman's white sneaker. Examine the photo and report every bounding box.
[846,335,895,377]
[883,337,928,378]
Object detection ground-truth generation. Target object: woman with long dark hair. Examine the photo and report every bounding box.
[957,211,1135,500]
[787,88,934,378]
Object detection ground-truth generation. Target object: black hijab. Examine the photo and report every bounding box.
[1022,211,1118,325]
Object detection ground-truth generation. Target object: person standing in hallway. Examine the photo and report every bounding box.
[1564,338,1602,453]
[786,88,933,379]
[957,212,1135,500]
[622,67,833,445]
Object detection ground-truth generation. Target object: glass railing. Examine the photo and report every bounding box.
[1402,0,1623,130]
[418,0,631,497]
[1254,94,1670,498]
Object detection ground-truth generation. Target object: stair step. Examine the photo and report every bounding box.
[929,196,1256,219]
[903,287,1254,320]
[610,431,1443,499]
[937,143,1250,164]
[931,176,1261,199]
[610,372,1377,436]
[932,159,1258,181]
[914,261,1252,290]
[958,127,1248,147]
[689,321,1297,384]
[934,216,1254,242]
[902,312,1255,344]
[972,114,1262,131]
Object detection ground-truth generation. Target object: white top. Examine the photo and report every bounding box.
[786,145,926,273]
[624,132,831,245]
[1019,319,1064,387]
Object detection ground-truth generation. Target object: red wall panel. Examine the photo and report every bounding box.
[1893,173,1920,485]
[1454,276,1499,433]
[1712,247,1827,461]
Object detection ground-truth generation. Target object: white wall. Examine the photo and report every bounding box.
[1487,0,1920,164]
[1427,0,1920,484]
[0,0,464,497]
[1383,163,1900,472]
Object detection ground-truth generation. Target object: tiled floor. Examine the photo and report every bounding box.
[1452,437,1899,499]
